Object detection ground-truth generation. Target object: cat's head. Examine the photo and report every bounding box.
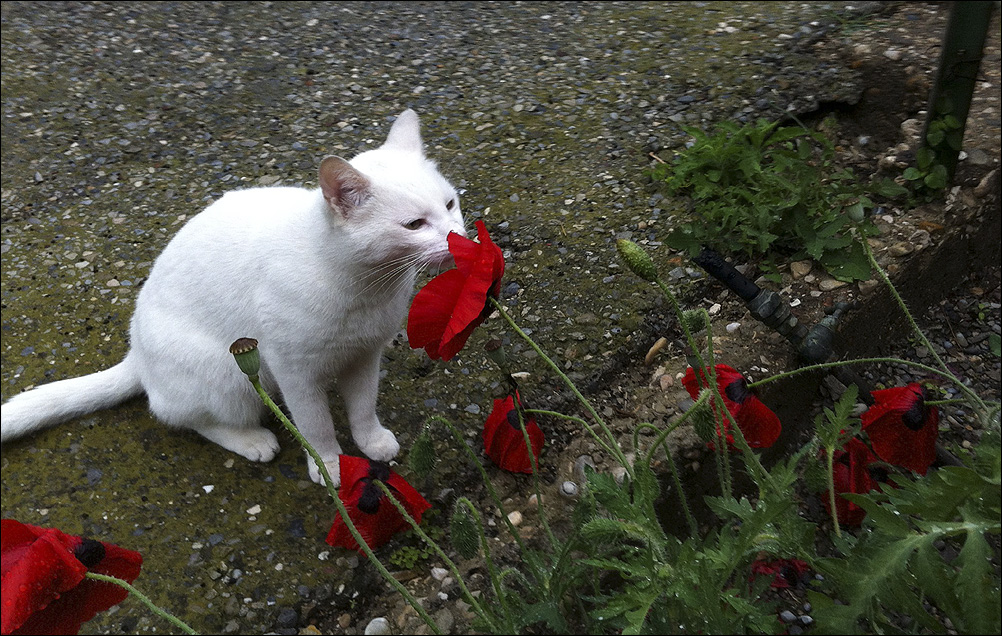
[318,109,465,270]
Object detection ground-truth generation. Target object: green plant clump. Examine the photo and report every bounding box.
[652,118,905,282]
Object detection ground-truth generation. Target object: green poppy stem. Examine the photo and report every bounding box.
[489,297,634,478]
[84,572,197,635]
[246,377,441,635]
[824,445,842,538]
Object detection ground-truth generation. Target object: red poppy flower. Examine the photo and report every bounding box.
[408,220,505,361]
[682,364,781,450]
[824,437,886,526]
[749,558,811,589]
[326,456,431,553]
[482,393,544,473]
[1,519,143,636]
[861,383,938,475]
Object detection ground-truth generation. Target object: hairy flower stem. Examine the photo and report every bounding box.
[703,327,735,498]
[376,482,501,632]
[862,238,990,419]
[454,498,511,622]
[513,405,559,548]
[85,573,196,635]
[635,400,703,537]
[656,280,707,371]
[490,297,633,478]
[525,409,619,458]
[823,445,842,538]
[431,415,528,553]
[248,378,440,635]
[747,357,990,416]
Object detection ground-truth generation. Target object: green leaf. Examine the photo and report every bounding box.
[989,333,1001,357]
[924,164,948,190]
[663,229,702,256]
[873,178,910,198]
[954,529,1001,633]
[926,127,946,147]
[903,166,923,181]
[820,240,872,281]
[916,147,935,170]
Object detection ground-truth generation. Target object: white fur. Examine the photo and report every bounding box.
[1,109,465,487]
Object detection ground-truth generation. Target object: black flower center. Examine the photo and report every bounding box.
[74,539,106,568]
[724,378,751,404]
[506,409,522,430]
[867,464,891,484]
[901,389,929,431]
[358,461,393,514]
[780,564,803,588]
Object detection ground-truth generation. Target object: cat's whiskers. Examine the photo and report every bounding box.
[349,253,427,303]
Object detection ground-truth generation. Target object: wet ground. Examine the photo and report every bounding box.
[1,2,999,634]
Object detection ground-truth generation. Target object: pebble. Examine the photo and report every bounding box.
[276,608,298,629]
[364,617,391,635]
[574,455,597,482]
[889,241,915,257]
[431,567,449,581]
[819,278,848,291]
[560,481,579,497]
[790,260,813,279]
[507,510,523,526]
[726,322,741,333]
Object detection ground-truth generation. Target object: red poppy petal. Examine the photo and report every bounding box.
[867,406,938,475]
[407,269,468,359]
[734,396,782,448]
[337,455,372,494]
[447,231,484,278]
[682,367,702,400]
[825,438,881,526]
[482,397,543,473]
[482,397,513,455]
[327,461,430,554]
[474,220,505,285]
[437,313,488,362]
[498,421,543,473]
[438,258,496,345]
[384,475,432,524]
[1,529,87,635]
[13,575,133,636]
[862,384,938,475]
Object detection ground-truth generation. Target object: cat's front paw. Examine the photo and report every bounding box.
[307,451,341,488]
[354,426,400,462]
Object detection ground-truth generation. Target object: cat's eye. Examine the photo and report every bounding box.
[446,198,456,211]
[403,219,426,230]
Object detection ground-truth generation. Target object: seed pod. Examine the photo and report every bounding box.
[229,338,260,378]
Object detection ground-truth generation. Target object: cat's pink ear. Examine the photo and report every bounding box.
[319,156,371,218]
[382,109,424,155]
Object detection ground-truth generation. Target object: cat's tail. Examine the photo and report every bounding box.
[0,358,143,442]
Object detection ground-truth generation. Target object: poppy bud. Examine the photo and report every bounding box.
[616,239,658,282]
[408,429,436,478]
[682,309,708,333]
[229,337,261,378]
[450,498,481,559]
[689,391,717,443]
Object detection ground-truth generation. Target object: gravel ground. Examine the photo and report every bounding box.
[1,2,999,634]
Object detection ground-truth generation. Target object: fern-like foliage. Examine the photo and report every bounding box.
[810,433,1001,634]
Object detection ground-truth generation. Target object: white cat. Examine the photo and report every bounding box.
[0,109,465,487]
